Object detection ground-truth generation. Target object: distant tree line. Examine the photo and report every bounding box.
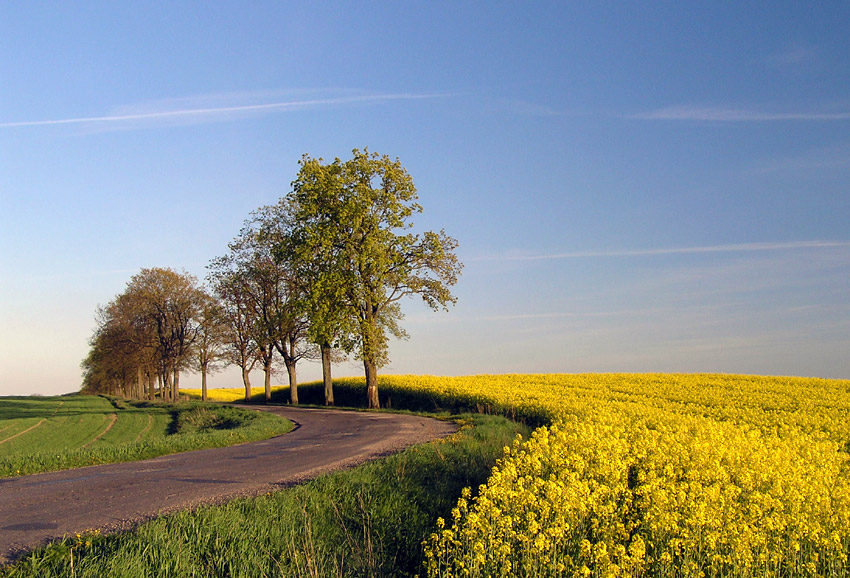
[81,149,462,408]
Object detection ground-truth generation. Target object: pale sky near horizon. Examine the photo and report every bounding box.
[2,2,849,396]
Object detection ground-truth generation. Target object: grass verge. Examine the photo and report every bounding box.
[1,414,526,578]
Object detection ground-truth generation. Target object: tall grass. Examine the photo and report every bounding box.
[1,414,527,578]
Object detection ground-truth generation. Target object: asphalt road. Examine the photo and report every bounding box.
[0,406,456,563]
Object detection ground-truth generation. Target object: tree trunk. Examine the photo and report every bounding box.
[172,369,180,401]
[241,367,252,403]
[137,367,144,400]
[162,371,173,401]
[364,358,379,409]
[201,365,208,402]
[321,343,333,406]
[147,372,155,401]
[263,359,272,404]
[287,361,298,405]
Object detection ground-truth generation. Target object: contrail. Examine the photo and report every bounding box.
[0,93,444,128]
[633,106,850,122]
[493,240,850,262]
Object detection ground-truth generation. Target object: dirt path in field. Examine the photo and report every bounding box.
[0,406,455,564]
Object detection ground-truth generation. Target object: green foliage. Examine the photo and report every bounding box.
[1,414,526,578]
[82,268,208,399]
[207,202,313,403]
[170,405,247,434]
[287,149,462,406]
[0,396,292,477]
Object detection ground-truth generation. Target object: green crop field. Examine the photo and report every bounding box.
[0,395,292,477]
[0,396,169,456]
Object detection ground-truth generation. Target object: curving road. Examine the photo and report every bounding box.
[0,406,456,563]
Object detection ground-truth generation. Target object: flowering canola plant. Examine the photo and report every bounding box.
[387,374,849,578]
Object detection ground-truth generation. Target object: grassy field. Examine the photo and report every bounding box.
[0,395,292,477]
[4,374,850,577]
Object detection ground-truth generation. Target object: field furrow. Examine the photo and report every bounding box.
[82,413,118,448]
[133,413,154,443]
[0,419,46,446]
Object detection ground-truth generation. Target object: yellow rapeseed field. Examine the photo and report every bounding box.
[184,373,850,577]
[371,374,848,578]
[181,386,287,402]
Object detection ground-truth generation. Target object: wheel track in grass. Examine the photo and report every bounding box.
[0,406,456,564]
[82,414,118,449]
[0,420,47,446]
[0,401,66,446]
[132,413,154,443]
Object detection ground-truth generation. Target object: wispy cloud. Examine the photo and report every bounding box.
[0,92,448,129]
[633,105,850,122]
[485,240,850,262]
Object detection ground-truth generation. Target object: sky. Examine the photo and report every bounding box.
[1,2,849,396]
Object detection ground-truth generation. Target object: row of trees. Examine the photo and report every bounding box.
[81,149,462,408]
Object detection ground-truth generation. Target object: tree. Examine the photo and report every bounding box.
[252,202,315,404]
[91,297,160,399]
[121,268,205,401]
[274,181,355,406]
[207,264,259,402]
[82,268,204,400]
[192,290,227,402]
[208,207,313,404]
[288,149,462,408]
[81,307,148,398]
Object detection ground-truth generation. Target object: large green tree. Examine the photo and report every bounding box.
[289,148,462,408]
[279,161,356,406]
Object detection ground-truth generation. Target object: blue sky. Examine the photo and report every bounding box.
[2,2,849,396]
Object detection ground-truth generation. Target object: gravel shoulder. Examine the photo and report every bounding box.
[0,406,456,563]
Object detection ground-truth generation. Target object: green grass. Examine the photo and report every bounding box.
[0,395,292,477]
[1,414,527,578]
[0,415,526,578]
[0,396,169,457]
[2,385,527,575]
